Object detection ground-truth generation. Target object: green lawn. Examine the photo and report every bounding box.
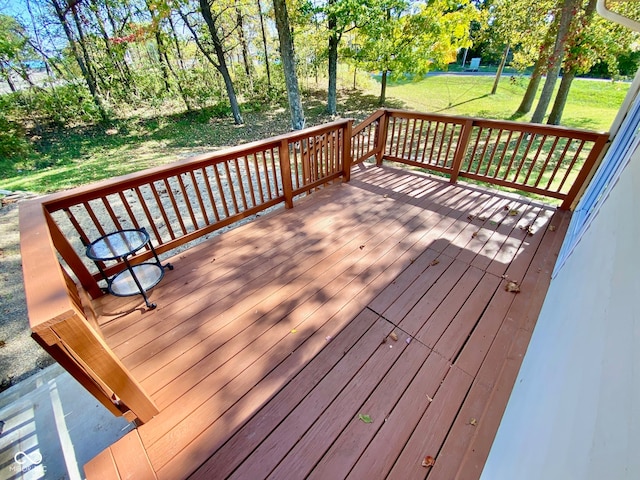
[0,74,629,194]
[370,74,628,132]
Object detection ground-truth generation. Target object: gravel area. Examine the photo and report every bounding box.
[0,193,54,392]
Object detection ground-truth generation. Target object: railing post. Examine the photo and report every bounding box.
[342,119,353,182]
[375,110,389,166]
[278,138,295,208]
[50,311,159,423]
[450,119,474,184]
[560,133,610,210]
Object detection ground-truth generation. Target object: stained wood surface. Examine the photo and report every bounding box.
[85,163,569,479]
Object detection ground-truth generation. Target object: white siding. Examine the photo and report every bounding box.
[481,145,640,479]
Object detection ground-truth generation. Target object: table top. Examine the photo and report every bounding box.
[86,229,150,261]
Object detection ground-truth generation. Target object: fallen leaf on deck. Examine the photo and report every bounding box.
[290,329,297,333]
[422,456,436,468]
[505,281,521,293]
[359,245,366,250]
[358,414,373,424]
[426,394,433,402]
[389,332,398,341]
[472,230,480,238]
[469,417,478,426]
[467,214,475,221]
[549,225,557,232]
[430,259,440,266]
[508,209,520,216]
[520,224,534,236]
[503,205,510,211]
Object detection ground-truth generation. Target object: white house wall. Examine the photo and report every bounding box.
[481,144,640,479]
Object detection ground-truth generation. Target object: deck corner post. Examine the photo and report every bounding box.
[52,312,159,423]
[342,119,353,182]
[450,119,474,184]
[560,133,610,210]
[375,110,389,166]
[278,138,295,208]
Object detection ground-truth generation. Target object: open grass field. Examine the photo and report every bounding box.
[0,73,630,194]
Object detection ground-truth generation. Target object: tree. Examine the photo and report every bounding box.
[357,0,478,105]
[48,0,107,118]
[530,0,581,123]
[0,15,30,92]
[323,0,380,115]
[547,0,640,124]
[273,0,305,129]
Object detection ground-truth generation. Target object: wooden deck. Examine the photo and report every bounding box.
[85,163,569,480]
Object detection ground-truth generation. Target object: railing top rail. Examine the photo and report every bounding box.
[42,118,353,212]
[352,109,385,136]
[385,108,608,140]
[20,199,77,335]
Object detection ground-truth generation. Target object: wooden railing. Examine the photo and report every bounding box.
[20,109,608,423]
[20,119,353,423]
[378,109,609,209]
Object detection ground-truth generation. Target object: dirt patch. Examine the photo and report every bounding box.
[0,193,55,392]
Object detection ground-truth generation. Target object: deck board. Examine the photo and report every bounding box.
[86,164,567,480]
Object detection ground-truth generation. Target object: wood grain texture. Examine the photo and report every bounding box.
[84,164,567,480]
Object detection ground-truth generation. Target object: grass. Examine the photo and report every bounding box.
[374,74,628,132]
[0,72,629,194]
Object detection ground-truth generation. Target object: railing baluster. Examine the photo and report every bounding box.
[233,158,249,211]
[101,197,124,232]
[83,201,108,237]
[556,140,586,193]
[533,137,560,188]
[523,135,548,185]
[252,153,266,204]
[151,182,176,240]
[117,192,141,230]
[483,129,504,177]
[501,131,525,181]
[512,132,537,184]
[201,166,221,223]
[133,186,163,242]
[177,173,199,231]
[212,164,230,218]
[450,119,474,184]
[270,147,281,195]
[164,178,187,235]
[420,120,432,164]
[260,151,274,199]
[189,170,209,226]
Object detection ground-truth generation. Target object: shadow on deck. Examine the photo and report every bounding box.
[85,163,569,479]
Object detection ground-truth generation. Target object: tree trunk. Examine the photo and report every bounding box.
[168,16,186,70]
[235,2,252,82]
[515,56,544,116]
[547,0,598,125]
[546,69,575,125]
[327,0,338,115]
[257,0,271,89]
[273,0,305,130]
[49,0,106,119]
[531,0,580,123]
[379,69,388,105]
[491,44,509,95]
[199,0,244,124]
